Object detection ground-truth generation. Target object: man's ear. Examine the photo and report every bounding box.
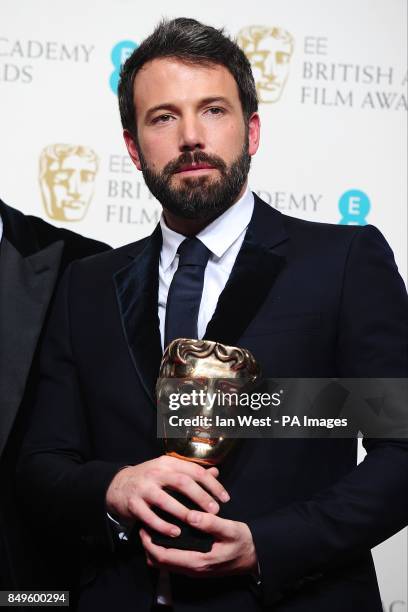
[247,113,261,156]
[123,129,142,170]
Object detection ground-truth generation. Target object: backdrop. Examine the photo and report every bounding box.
[1,1,407,609]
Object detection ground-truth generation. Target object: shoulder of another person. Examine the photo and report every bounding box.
[26,214,110,257]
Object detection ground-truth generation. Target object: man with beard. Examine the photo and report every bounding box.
[18,18,408,612]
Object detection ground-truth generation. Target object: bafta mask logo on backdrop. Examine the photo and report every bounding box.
[338,189,371,225]
[39,144,99,222]
[237,26,294,103]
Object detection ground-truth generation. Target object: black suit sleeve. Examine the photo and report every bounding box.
[17,262,125,545]
[247,225,408,605]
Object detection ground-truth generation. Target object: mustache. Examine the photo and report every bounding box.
[163,151,227,178]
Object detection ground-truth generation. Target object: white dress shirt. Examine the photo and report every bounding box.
[158,186,254,349]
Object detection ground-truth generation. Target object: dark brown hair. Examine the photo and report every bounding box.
[118,17,258,138]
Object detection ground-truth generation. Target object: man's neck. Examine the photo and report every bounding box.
[162,183,248,237]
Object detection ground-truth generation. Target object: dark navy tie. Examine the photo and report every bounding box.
[164,237,211,348]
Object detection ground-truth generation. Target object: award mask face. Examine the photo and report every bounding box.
[157,338,260,466]
[237,26,294,103]
[39,144,98,222]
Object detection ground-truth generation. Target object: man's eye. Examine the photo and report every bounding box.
[207,107,225,116]
[152,114,173,124]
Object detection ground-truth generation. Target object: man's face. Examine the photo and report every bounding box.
[124,58,260,221]
[42,154,97,222]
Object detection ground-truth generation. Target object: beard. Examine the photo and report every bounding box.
[138,141,251,221]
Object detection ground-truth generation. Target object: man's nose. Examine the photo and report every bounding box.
[178,115,205,152]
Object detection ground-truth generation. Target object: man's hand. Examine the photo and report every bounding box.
[105,456,230,538]
[139,510,258,577]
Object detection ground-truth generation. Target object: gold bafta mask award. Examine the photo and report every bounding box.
[153,338,260,551]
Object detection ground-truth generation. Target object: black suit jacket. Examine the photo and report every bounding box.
[0,199,110,591]
[18,195,408,611]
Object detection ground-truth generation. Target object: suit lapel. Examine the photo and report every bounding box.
[113,225,162,407]
[0,237,63,457]
[113,196,287,404]
[204,195,288,346]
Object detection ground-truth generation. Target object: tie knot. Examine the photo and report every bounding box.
[177,237,211,267]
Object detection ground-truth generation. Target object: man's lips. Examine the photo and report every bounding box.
[174,164,216,174]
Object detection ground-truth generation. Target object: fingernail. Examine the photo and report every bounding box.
[208,501,218,513]
[171,527,180,537]
[189,511,200,524]
[221,491,230,502]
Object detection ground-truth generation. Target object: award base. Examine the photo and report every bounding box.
[151,489,214,553]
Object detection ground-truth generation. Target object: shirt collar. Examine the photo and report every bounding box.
[159,186,254,272]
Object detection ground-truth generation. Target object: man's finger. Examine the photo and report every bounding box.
[186,511,236,539]
[145,486,193,521]
[135,501,181,537]
[163,472,220,514]
[197,468,230,504]
[145,550,155,567]
[139,528,206,570]
[169,460,229,504]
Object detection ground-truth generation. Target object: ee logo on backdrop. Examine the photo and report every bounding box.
[338,189,371,225]
[110,40,138,94]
